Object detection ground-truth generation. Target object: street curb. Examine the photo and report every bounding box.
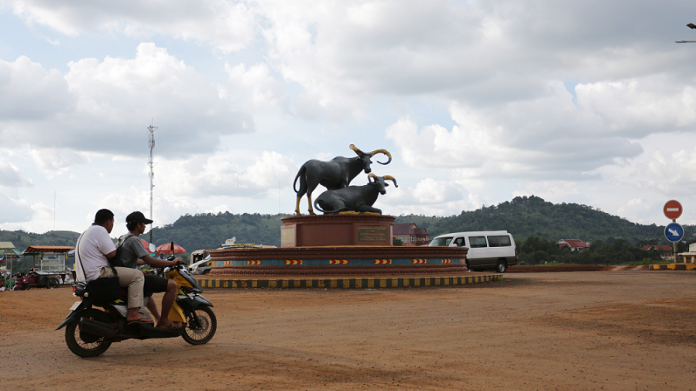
[649,264,696,271]
[196,274,501,289]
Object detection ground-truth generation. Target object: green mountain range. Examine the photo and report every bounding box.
[397,195,689,244]
[0,196,689,258]
[0,230,80,253]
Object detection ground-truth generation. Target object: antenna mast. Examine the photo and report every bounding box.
[148,123,157,243]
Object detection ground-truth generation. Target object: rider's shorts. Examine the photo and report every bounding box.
[144,274,169,297]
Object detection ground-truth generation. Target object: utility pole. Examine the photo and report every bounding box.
[148,123,157,244]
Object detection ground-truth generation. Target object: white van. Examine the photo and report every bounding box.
[428,231,517,273]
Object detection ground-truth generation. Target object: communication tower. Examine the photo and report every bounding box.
[148,123,157,243]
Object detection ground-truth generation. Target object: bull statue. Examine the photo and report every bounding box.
[313,174,397,215]
[293,144,391,215]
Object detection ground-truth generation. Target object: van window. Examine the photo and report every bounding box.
[487,235,511,247]
[469,236,487,248]
[429,237,453,246]
[453,237,465,247]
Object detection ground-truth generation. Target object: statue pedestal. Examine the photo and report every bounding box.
[280,214,396,247]
[207,214,470,279]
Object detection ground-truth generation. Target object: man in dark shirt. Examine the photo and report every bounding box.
[116,211,182,329]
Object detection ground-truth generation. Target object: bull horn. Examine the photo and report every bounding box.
[367,173,377,182]
[369,149,392,165]
[349,144,365,156]
[383,175,398,187]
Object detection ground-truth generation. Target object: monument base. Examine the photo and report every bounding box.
[280,214,395,247]
[208,245,469,276]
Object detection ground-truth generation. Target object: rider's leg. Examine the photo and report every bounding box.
[145,295,160,323]
[114,267,149,322]
[156,279,178,328]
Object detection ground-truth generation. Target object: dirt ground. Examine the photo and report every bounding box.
[1,271,695,391]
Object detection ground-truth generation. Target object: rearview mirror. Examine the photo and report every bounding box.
[149,243,156,253]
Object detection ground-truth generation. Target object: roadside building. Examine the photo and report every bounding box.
[393,223,430,246]
[557,239,590,252]
[678,243,696,263]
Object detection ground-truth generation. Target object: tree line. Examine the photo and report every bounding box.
[516,235,689,266]
[2,195,691,267]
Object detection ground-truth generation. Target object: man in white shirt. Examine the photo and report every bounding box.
[75,209,151,323]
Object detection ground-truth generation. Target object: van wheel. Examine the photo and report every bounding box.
[496,260,507,273]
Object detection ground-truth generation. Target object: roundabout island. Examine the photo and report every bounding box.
[196,215,500,289]
[195,144,501,289]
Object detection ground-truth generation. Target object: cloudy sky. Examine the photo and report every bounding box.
[1,0,695,238]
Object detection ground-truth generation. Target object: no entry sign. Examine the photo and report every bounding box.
[664,200,683,220]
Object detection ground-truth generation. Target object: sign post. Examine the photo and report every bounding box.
[664,200,684,263]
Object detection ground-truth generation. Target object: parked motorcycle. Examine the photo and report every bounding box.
[56,262,216,357]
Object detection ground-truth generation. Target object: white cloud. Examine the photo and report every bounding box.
[0,161,33,187]
[0,55,73,120]
[241,151,296,188]
[7,0,256,53]
[99,189,200,236]
[412,178,462,204]
[225,62,288,110]
[0,43,251,160]
[153,149,298,198]
[617,198,653,224]
[2,0,696,233]
[29,148,90,174]
[0,194,33,223]
[387,81,649,182]
[628,147,696,196]
[577,76,696,136]
[377,178,466,216]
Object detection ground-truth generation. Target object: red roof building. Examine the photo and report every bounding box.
[639,244,673,252]
[393,223,430,246]
[557,239,590,252]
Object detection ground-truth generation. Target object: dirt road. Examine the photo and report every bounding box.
[1,271,695,390]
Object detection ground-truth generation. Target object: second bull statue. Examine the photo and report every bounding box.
[313,174,398,215]
[293,144,391,215]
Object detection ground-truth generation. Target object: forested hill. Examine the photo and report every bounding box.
[396,195,689,244]
[0,230,80,252]
[147,212,291,252]
[1,196,689,255]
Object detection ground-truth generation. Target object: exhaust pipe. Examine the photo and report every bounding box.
[80,318,118,337]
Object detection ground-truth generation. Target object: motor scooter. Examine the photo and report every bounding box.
[56,262,216,357]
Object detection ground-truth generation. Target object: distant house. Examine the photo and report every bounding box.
[640,244,672,252]
[557,239,590,252]
[393,223,430,246]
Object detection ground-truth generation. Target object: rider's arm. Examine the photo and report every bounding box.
[104,250,117,259]
[141,254,179,268]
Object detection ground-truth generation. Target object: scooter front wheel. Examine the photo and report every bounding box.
[65,309,113,357]
[182,306,217,345]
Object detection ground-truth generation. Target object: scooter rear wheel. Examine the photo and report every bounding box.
[65,309,113,357]
[182,306,217,345]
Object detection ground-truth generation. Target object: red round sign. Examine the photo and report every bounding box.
[664,200,682,220]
